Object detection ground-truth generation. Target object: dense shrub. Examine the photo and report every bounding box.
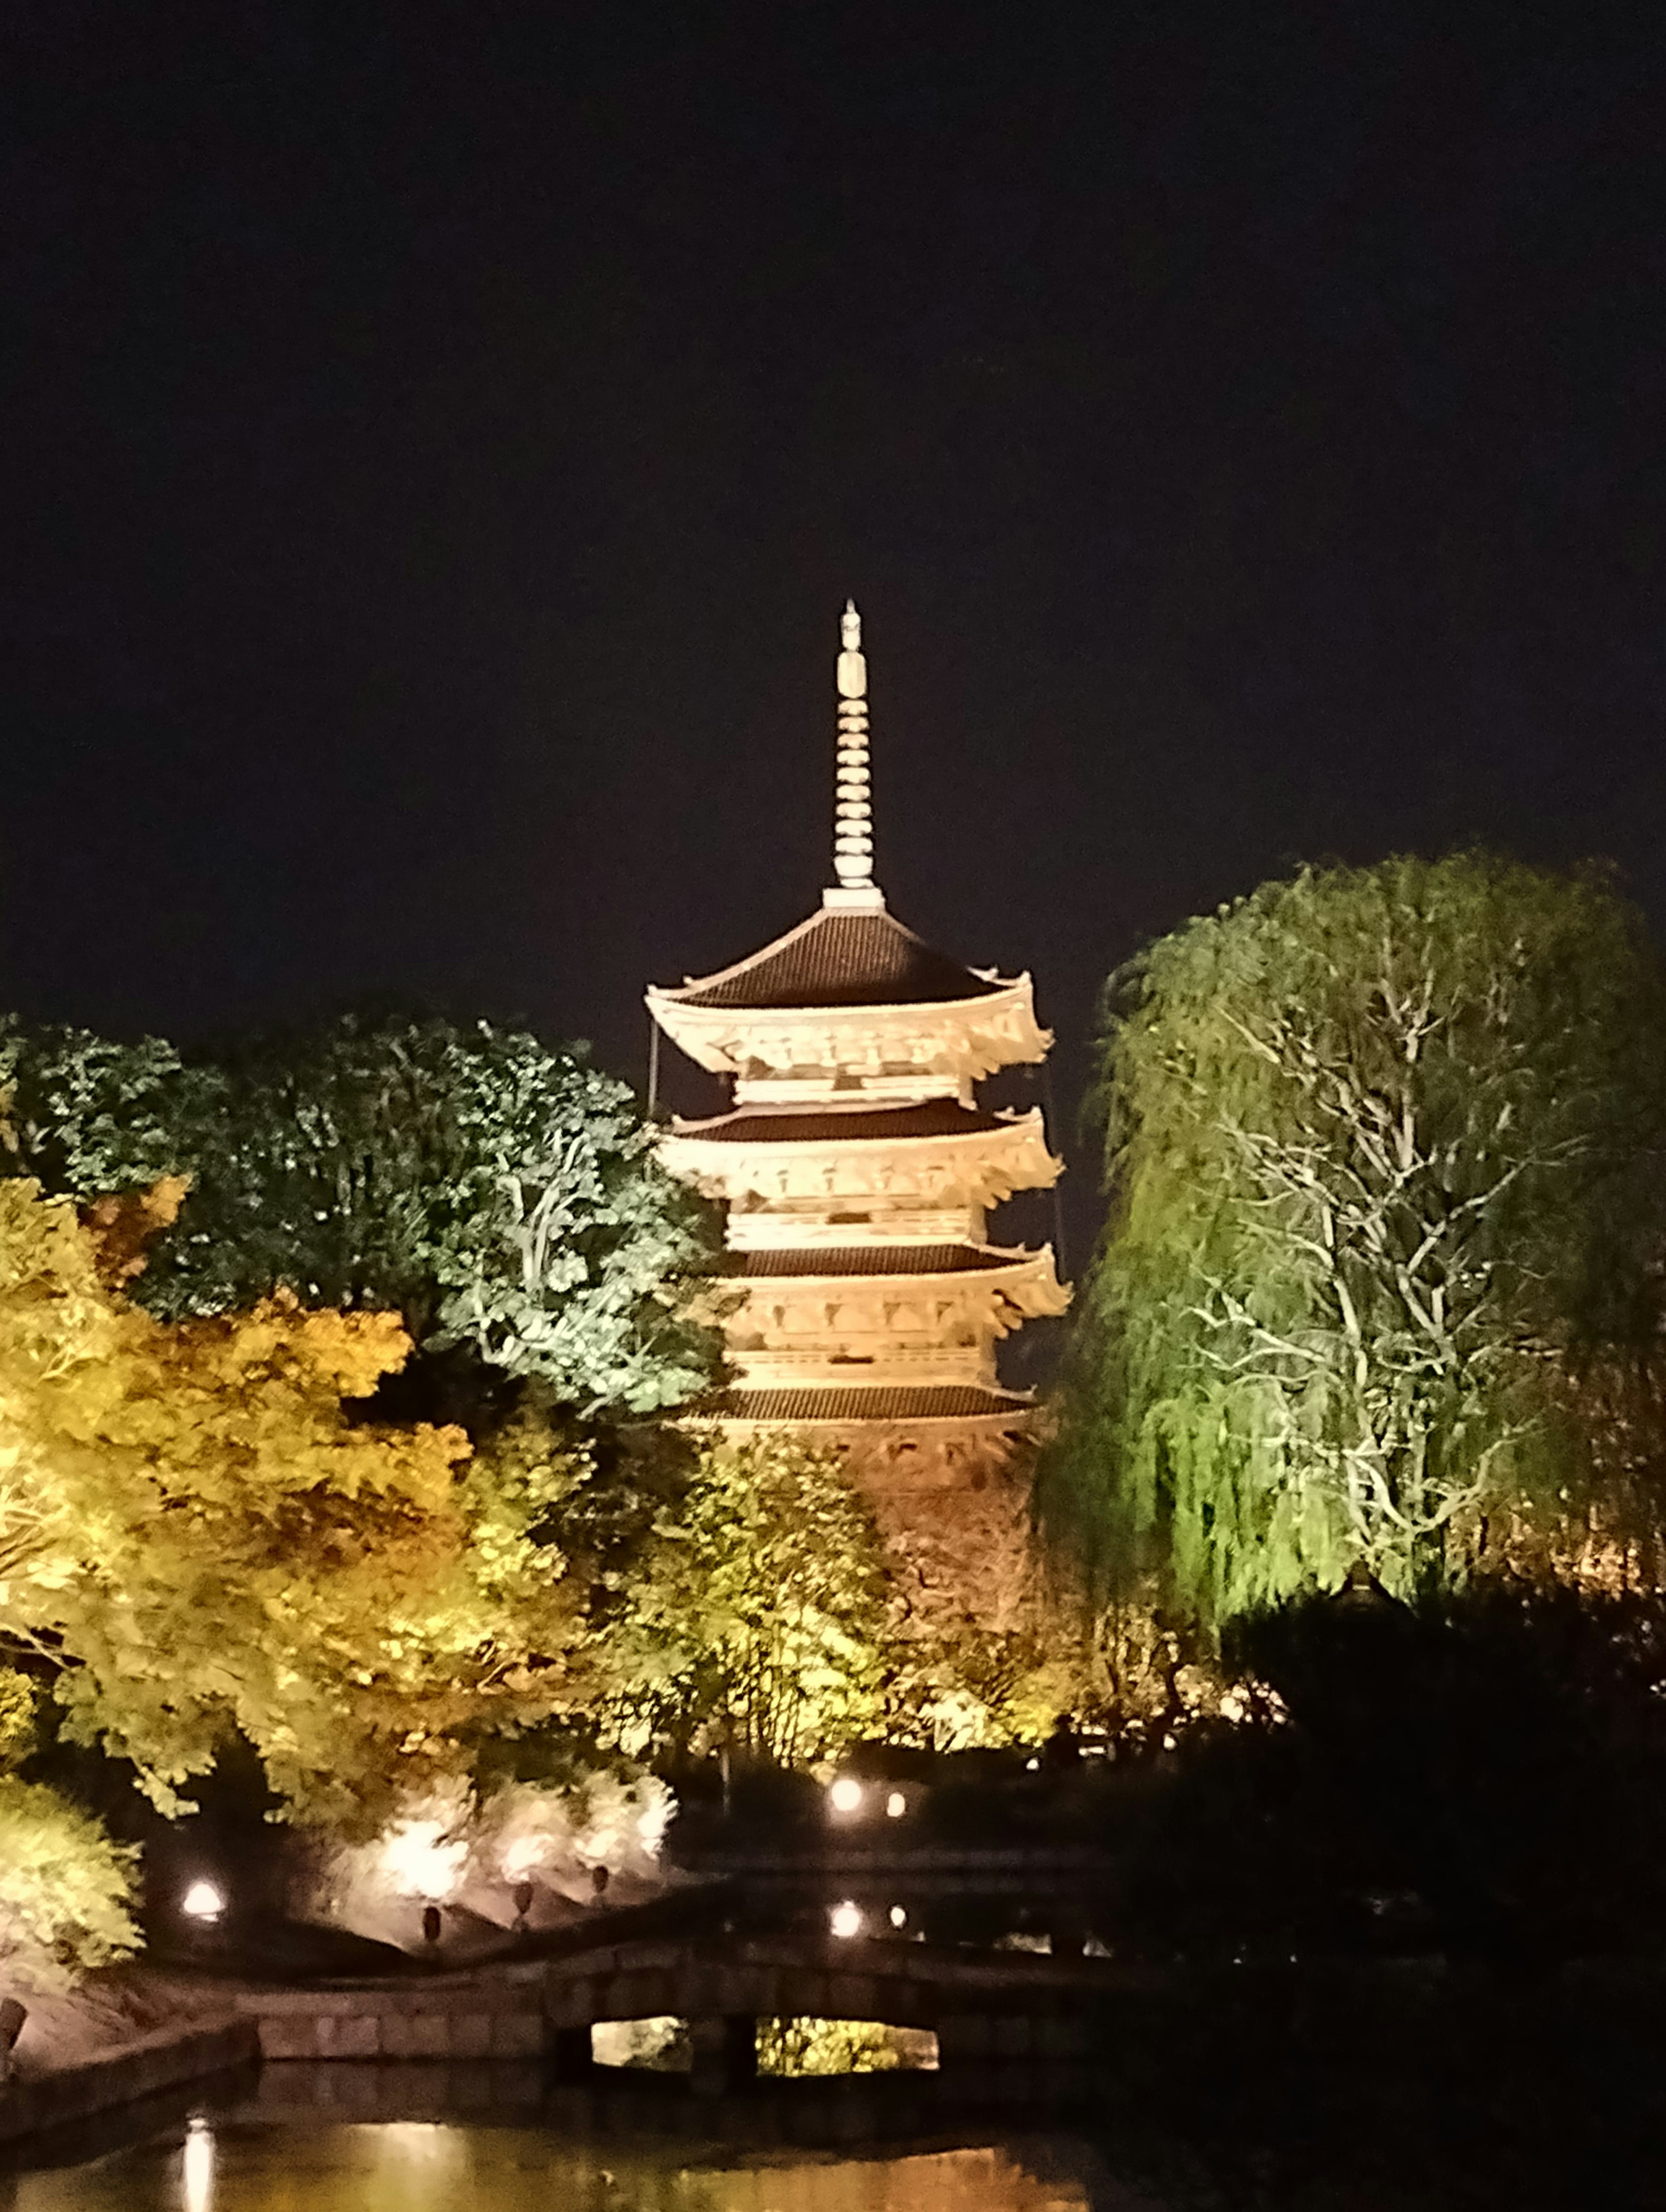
[0,1777,141,1992]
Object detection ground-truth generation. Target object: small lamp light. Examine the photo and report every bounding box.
[181,1879,225,1925]
[829,1901,863,1940]
[885,1790,907,1818]
[828,1777,864,1815]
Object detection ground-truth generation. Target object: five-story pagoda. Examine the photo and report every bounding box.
[647,606,1068,1605]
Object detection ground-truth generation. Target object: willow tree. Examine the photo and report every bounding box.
[1047,854,1666,1621]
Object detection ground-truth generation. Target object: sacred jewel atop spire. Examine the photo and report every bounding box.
[826,599,883,911]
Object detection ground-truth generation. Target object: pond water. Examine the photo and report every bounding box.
[4,2114,1121,2212]
[0,2067,1155,2212]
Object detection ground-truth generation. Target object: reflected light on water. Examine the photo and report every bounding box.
[181,2118,213,2212]
[9,2119,1100,2211]
[368,2121,470,2208]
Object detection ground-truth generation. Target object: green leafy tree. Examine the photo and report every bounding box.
[0,1018,205,1198]
[1047,853,1666,1620]
[4,1014,720,1417]
[618,1436,902,1767]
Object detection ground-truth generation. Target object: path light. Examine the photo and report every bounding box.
[885,1790,907,1818]
[180,1879,225,1924]
[827,1777,864,1815]
[889,1905,907,1929]
[829,1901,863,1940]
[501,1835,541,1880]
[380,1817,466,1904]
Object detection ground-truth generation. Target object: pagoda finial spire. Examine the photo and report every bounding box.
[828,598,882,908]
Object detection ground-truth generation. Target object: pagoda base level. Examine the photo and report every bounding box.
[703,1405,1045,1638]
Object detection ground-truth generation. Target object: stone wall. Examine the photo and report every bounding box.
[0,2018,257,2146]
[236,1963,549,2062]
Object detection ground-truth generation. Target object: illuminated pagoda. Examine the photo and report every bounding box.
[647,605,1068,1602]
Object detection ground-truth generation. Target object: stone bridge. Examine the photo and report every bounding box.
[544,1931,1133,2088]
[243,1933,1154,2091]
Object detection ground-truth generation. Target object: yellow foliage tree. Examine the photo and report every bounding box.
[0,1178,591,1829]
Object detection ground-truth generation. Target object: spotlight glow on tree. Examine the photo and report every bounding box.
[1048,852,1666,1619]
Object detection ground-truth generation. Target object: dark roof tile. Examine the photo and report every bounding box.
[721,1244,1019,1278]
[676,1100,1004,1145]
[709,1385,1037,1423]
[665,907,1004,1010]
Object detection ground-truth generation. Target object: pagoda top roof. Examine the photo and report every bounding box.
[670,1099,1008,1145]
[656,901,1008,1012]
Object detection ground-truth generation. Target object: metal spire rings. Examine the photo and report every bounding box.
[832,599,876,894]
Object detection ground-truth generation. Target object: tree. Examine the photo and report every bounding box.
[0,1175,610,1829]
[617,1436,902,1768]
[0,1776,141,1992]
[1046,853,1666,1620]
[4,1014,721,1417]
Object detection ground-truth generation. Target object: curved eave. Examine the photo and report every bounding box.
[652,956,1017,1009]
[644,974,1051,1079]
[721,1250,1071,1319]
[662,1104,1053,1159]
[658,1111,1064,1199]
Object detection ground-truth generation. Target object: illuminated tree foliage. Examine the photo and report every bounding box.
[1047,854,1666,1620]
[3,1014,720,1417]
[0,1669,141,1991]
[0,1778,141,1993]
[0,1177,611,1829]
[619,1436,902,1768]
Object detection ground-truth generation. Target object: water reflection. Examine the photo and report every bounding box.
[9,2122,1101,2212]
[179,2119,213,2212]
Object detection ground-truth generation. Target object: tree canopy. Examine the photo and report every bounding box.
[0,1175,611,1828]
[3,1013,721,1417]
[616,1435,902,1769]
[1046,853,1666,1621]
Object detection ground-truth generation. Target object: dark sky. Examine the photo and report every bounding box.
[6,2,1665,1269]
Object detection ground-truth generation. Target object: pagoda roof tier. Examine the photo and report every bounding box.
[659,1103,1062,1209]
[672,1099,1003,1144]
[658,903,1005,1011]
[721,1242,1026,1277]
[716,1244,1069,1327]
[647,917,1050,1090]
[706,1384,1039,1424]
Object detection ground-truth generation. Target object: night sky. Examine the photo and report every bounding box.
[6,4,1665,1273]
